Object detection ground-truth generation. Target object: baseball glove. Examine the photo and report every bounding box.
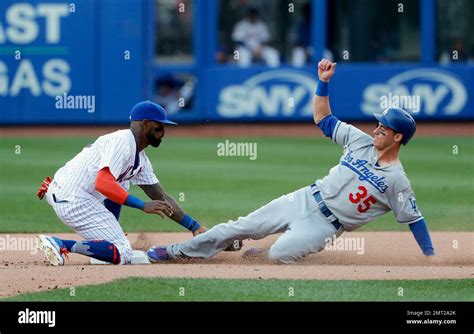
[37,176,52,200]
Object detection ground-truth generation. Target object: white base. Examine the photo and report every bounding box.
[89,250,151,265]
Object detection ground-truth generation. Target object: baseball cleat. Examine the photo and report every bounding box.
[37,235,67,266]
[147,246,171,263]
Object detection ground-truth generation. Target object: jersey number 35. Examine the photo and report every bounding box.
[349,186,377,213]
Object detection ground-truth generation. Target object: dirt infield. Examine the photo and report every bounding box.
[0,232,472,298]
[1,122,473,138]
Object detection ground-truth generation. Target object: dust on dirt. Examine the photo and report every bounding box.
[0,232,473,298]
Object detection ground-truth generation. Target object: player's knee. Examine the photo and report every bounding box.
[268,247,296,264]
[115,243,133,265]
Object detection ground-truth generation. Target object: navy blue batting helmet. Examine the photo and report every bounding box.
[373,107,416,145]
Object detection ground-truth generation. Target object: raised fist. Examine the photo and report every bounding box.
[318,58,337,82]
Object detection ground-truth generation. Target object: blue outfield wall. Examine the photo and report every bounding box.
[201,64,473,122]
[0,0,152,124]
[0,0,472,124]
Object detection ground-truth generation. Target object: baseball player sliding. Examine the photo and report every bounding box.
[36,101,207,265]
[148,59,436,264]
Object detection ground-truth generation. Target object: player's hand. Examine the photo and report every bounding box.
[192,226,207,236]
[318,58,337,82]
[143,200,173,218]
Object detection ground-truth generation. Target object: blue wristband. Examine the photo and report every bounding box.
[179,214,201,232]
[124,194,145,210]
[315,79,329,96]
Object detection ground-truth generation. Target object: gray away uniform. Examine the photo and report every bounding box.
[167,121,423,263]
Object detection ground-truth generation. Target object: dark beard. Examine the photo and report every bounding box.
[146,132,162,148]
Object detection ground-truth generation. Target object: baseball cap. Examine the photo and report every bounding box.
[129,101,177,125]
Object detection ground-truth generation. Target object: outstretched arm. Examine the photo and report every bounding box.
[139,183,181,220]
[409,219,435,256]
[95,167,173,218]
[313,58,337,125]
[139,183,207,236]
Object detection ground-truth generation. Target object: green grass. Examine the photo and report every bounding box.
[0,136,472,233]
[4,277,473,301]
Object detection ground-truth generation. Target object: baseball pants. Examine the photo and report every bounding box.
[167,186,344,264]
[236,46,280,68]
[45,181,133,264]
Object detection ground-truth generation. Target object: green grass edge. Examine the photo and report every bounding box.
[4,277,474,302]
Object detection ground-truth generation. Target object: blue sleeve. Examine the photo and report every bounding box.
[104,199,122,221]
[409,219,435,256]
[317,115,339,139]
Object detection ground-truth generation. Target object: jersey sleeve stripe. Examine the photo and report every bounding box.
[397,216,424,225]
[332,120,341,143]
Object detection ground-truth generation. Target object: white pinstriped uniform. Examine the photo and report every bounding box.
[45,129,159,264]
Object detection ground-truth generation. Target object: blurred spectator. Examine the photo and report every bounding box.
[216,46,230,64]
[154,74,194,115]
[439,38,469,64]
[436,0,473,64]
[155,0,193,63]
[328,0,420,62]
[231,7,280,67]
[291,2,333,67]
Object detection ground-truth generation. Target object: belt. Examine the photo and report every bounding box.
[310,183,342,231]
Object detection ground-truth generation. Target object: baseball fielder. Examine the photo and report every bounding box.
[36,101,207,265]
[148,59,436,264]
[232,7,280,68]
